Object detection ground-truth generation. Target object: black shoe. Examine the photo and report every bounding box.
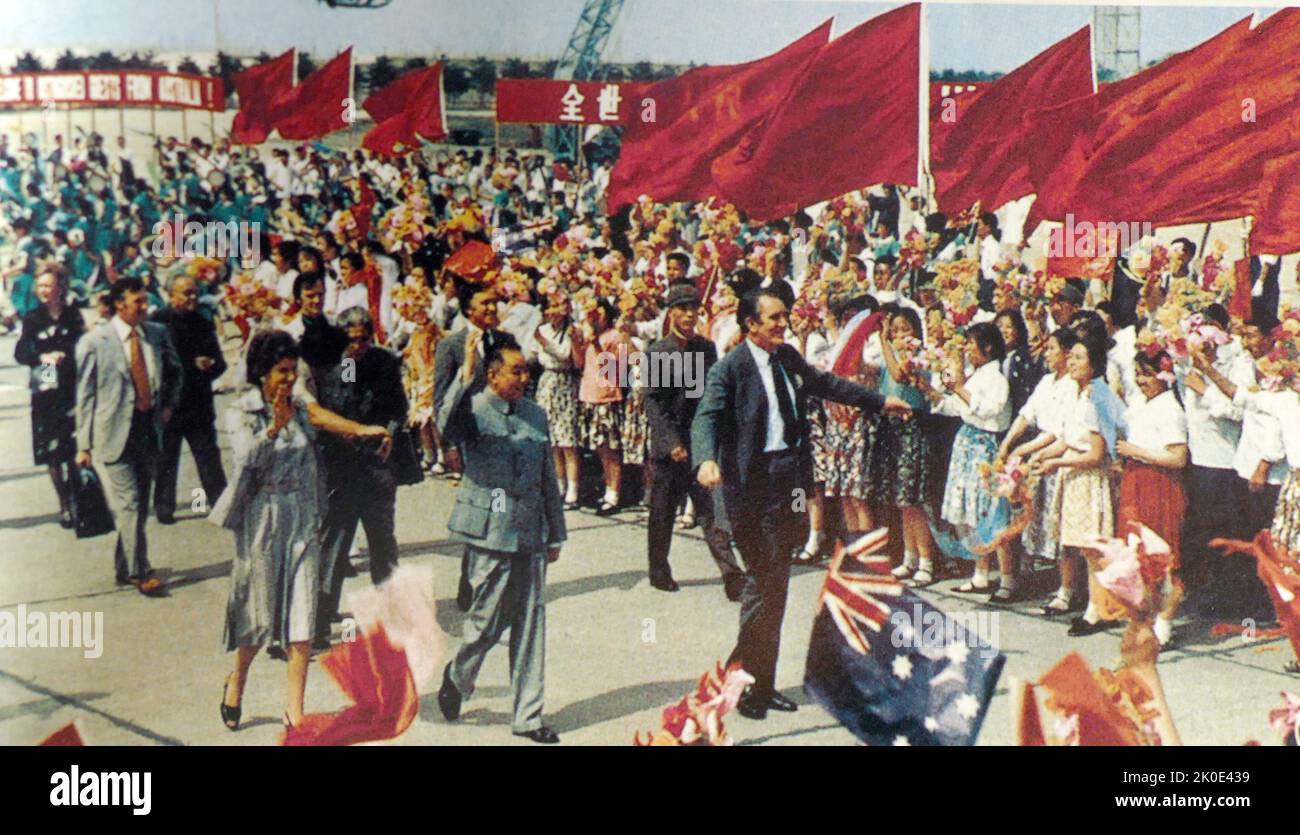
[342,561,358,578]
[736,687,768,720]
[595,500,619,516]
[438,664,462,721]
[267,645,288,661]
[723,576,745,602]
[515,726,560,744]
[59,509,74,529]
[157,512,175,525]
[766,691,798,712]
[220,678,241,731]
[311,636,332,653]
[649,576,680,592]
[1067,616,1122,637]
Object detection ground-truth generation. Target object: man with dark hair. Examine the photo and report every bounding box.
[692,289,913,719]
[644,284,744,597]
[150,275,228,524]
[665,252,691,284]
[434,282,510,610]
[75,277,182,595]
[436,334,565,744]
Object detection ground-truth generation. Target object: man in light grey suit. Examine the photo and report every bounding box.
[435,330,565,744]
[75,277,182,596]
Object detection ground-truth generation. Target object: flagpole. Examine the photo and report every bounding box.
[917,1,932,213]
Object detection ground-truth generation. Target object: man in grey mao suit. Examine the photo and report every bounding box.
[435,329,565,744]
[75,278,182,595]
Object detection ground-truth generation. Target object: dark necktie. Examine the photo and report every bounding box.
[769,354,799,448]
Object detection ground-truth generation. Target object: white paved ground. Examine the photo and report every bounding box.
[0,328,1294,747]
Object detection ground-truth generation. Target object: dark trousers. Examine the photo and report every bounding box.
[1216,479,1281,619]
[103,410,156,582]
[1183,465,1257,615]
[726,450,804,694]
[647,457,743,585]
[154,414,227,518]
[317,465,399,639]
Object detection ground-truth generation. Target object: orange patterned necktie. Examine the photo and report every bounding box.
[127,330,152,412]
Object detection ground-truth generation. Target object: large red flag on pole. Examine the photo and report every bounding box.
[711,4,921,222]
[362,63,447,156]
[1251,151,1300,255]
[605,20,832,212]
[273,47,353,141]
[931,26,1093,214]
[230,48,295,145]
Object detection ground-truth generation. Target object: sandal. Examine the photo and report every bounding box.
[675,513,697,531]
[907,569,936,588]
[955,580,995,594]
[1040,592,1073,616]
[989,586,1022,604]
[1285,660,1300,675]
[792,545,819,564]
[890,564,917,579]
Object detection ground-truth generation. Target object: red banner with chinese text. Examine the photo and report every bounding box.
[494,79,648,125]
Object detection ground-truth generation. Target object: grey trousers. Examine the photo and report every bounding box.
[450,546,547,733]
[101,411,157,583]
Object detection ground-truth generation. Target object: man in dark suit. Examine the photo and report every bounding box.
[150,275,227,523]
[692,288,913,719]
[644,283,743,597]
[75,277,182,595]
[433,282,509,611]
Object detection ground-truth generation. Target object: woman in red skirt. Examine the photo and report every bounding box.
[1115,349,1189,648]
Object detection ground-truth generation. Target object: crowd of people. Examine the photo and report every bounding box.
[3,120,1299,743]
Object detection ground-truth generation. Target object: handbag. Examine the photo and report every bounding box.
[72,466,116,539]
[390,427,425,487]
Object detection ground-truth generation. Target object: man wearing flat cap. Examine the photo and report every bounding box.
[643,282,744,596]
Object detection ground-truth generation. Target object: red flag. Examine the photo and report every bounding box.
[273,48,353,141]
[362,63,447,156]
[712,4,921,222]
[605,20,832,212]
[230,49,295,145]
[1251,151,1300,255]
[1025,13,1299,232]
[39,722,85,746]
[1212,531,1300,660]
[282,624,419,746]
[932,26,1093,214]
[444,240,498,281]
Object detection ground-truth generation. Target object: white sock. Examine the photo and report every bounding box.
[604,488,619,505]
[805,529,824,553]
[1000,573,1018,591]
[973,567,990,587]
[565,482,579,503]
[1153,615,1173,645]
[903,550,919,570]
[918,558,935,575]
[1082,601,1099,624]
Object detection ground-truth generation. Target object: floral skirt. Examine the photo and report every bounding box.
[1058,465,1114,548]
[621,394,648,465]
[1271,469,1300,553]
[823,407,873,500]
[867,413,929,508]
[537,369,580,449]
[1022,470,1063,561]
[809,401,830,483]
[941,424,1000,529]
[1118,462,1186,569]
[580,400,622,451]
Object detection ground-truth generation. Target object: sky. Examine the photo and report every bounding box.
[0,0,1279,73]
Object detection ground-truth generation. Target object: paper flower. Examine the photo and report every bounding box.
[1091,524,1174,612]
[633,662,755,747]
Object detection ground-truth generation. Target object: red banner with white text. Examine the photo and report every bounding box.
[495,79,648,125]
[0,70,225,111]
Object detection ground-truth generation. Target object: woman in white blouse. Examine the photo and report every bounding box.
[1115,349,1189,647]
[993,328,1079,602]
[534,294,582,508]
[1031,333,1124,635]
[917,322,1011,590]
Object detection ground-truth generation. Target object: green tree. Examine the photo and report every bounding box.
[177,56,202,74]
[403,56,429,73]
[601,64,625,82]
[443,63,472,100]
[298,52,317,80]
[87,51,119,71]
[469,57,496,102]
[54,50,85,70]
[532,59,558,78]
[628,61,654,81]
[500,57,530,79]
[11,52,43,72]
[366,55,398,93]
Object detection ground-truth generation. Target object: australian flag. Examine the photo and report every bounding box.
[804,529,1006,746]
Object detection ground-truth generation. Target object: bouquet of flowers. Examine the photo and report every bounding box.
[1090,524,1175,613]
[1257,310,1300,392]
[223,270,283,324]
[392,276,434,325]
[633,662,755,746]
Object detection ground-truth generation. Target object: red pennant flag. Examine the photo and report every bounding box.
[1212,531,1300,660]
[273,48,353,141]
[282,624,418,746]
[230,49,295,145]
[444,240,498,281]
[932,26,1093,214]
[1025,13,1300,232]
[712,4,921,222]
[39,722,85,746]
[605,20,831,212]
[362,63,447,156]
[1037,653,1144,746]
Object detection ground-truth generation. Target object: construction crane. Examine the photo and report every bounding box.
[1093,6,1140,80]
[548,0,627,159]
